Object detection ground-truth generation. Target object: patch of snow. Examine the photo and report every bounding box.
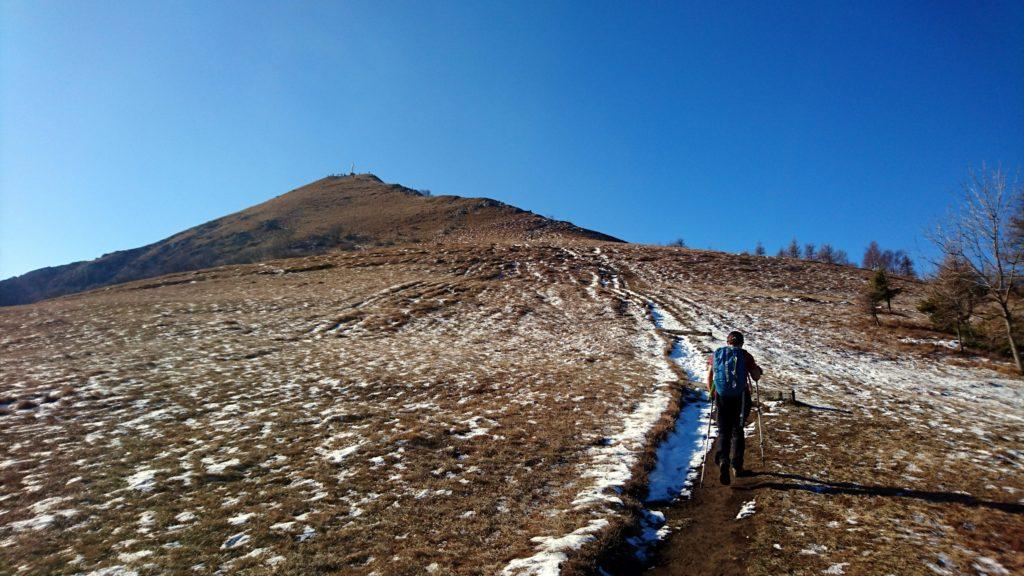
[8,506,78,532]
[202,458,240,475]
[322,443,363,464]
[453,417,496,440]
[898,337,960,349]
[501,519,609,576]
[228,512,255,526]
[972,557,1010,575]
[174,511,196,523]
[295,525,316,542]
[126,468,158,492]
[645,391,711,502]
[117,550,153,563]
[735,499,756,520]
[625,510,670,562]
[221,532,250,549]
[244,547,267,559]
[84,567,139,576]
[137,511,156,533]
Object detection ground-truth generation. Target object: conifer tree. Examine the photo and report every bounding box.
[860,279,883,326]
[918,256,986,352]
[869,268,901,312]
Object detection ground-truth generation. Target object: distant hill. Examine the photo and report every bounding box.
[0,173,621,305]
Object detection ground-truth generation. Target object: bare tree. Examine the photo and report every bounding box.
[803,243,816,260]
[880,249,896,273]
[818,244,837,264]
[929,166,1024,373]
[1012,195,1024,246]
[787,238,801,258]
[895,252,916,278]
[817,244,851,265]
[863,241,884,269]
[755,241,766,256]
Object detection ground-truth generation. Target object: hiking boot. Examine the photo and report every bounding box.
[719,463,731,485]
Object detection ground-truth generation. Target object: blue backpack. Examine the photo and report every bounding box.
[713,346,748,397]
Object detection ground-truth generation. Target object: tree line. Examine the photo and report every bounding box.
[749,239,916,276]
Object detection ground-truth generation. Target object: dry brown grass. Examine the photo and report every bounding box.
[0,243,672,575]
[2,243,1020,576]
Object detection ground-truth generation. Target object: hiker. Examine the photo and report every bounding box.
[707,331,763,485]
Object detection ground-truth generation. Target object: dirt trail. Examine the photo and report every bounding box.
[646,469,761,576]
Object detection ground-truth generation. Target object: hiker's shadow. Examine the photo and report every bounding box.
[735,472,1023,514]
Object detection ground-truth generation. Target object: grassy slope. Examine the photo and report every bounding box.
[0,174,620,306]
[1,243,1021,575]
[1,244,659,575]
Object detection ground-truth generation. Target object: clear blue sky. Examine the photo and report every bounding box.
[2,1,1022,279]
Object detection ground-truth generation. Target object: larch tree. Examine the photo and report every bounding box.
[896,252,917,278]
[869,268,902,313]
[803,243,816,260]
[863,241,884,269]
[880,249,896,273]
[861,275,884,325]
[818,244,837,264]
[918,256,986,353]
[786,238,801,258]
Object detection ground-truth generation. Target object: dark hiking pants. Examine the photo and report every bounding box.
[715,393,746,471]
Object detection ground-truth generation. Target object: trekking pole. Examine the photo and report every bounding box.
[698,393,714,488]
[753,377,765,465]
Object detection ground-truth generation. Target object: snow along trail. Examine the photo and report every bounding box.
[500,274,694,575]
[624,301,717,562]
[645,304,714,503]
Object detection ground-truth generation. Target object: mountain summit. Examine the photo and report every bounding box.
[0,174,621,305]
